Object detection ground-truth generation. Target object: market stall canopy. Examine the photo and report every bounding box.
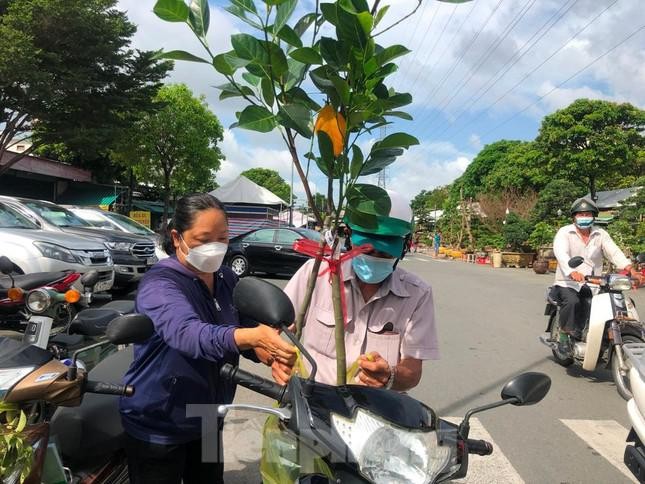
[210,175,288,207]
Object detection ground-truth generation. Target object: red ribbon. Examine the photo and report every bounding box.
[293,238,372,327]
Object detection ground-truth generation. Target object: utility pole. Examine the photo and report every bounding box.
[377,125,387,189]
[289,160,294,226]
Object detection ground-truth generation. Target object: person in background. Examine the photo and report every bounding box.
[280,190,439,391]
[433,230,442,257]
[120,193,296,484]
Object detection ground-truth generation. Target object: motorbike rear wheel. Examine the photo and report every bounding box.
[550,313,574,367]
[613,334,644,401]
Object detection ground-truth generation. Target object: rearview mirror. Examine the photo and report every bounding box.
[0,256,14,275]
[80,270,99,289]
[233,277,295,329]
[501,372,551,406]
[106,314,154,345]
[568,256,584,268]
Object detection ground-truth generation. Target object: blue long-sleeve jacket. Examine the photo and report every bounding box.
[119,256,244,444]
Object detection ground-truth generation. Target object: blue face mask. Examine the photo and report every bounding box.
[575,216,594,229]
[352,254,396,284]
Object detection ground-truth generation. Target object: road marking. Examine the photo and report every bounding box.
[446,417,524,483]
[561,419,636,483]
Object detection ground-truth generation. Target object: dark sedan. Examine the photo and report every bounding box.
[225,227,321,277]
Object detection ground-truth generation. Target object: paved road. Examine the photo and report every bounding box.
[223,254,645,483]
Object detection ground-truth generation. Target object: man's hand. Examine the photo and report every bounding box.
[570,271,585,283]
[357,352,391,388]
[630,269,644,289]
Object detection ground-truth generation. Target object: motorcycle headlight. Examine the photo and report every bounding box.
[331,409,453,484]
[609,275,631,291]
[26,288,52,313]
[104,241,133,251]
[0,366,36,398]
[33,241,78,263]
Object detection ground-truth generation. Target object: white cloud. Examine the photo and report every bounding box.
[469,133,482,150]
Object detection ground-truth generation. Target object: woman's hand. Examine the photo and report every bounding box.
[234,325,296,365]
[357,352,391,388]
[271,360,293,385]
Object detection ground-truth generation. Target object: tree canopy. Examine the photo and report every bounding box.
[0,0,170,177]
[112,84,224,223]
[241,168,292,204]
[535,99,645,200]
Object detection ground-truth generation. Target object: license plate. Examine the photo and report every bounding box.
[147,257,157,266]
[95,280,112,293]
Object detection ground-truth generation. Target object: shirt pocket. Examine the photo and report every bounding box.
[366,308,401,368]
[305,306,337,358]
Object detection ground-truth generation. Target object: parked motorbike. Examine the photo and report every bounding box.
[0,255,83,333]
[218,277,551,483]
[622,342,645,483]
[0,313,153,484]
[539,255,645,400]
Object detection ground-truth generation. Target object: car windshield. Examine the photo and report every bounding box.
[71,209,117,229]
[0,203,38,229]
[104,212,155,235]
[23,201,90,227]
[296,228,322,241]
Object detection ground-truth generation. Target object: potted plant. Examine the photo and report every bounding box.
[528,222,557,274]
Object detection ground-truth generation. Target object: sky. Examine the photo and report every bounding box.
[117,0,645,203]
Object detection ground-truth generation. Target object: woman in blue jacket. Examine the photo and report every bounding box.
[120,193,295,484]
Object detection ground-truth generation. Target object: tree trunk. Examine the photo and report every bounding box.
[589,176,597,202]
[127,169,135,213]
[330,237,347,385]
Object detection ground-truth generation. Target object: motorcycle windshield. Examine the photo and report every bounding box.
[0,337,53,369]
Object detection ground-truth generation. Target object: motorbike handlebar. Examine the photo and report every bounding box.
[466,438,493,456]
[85,380,134,397]
[220,363,285,402]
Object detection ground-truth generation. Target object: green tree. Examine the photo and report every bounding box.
[112,84,224,224]
[484,141,547,193]
[608,180,645,255]
[411,186,449,232]
[535,99,645,200]
[527,221,557,251]
[502,212,532,252]
[241,168,292,204]
[0,0,170,177]
[530,179,586,225]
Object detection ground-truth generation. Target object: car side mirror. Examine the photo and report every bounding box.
[106,314,154,345]
[0,256,14,275]
[233,277,295,329]
[501,372,551,406]
[568,256,585,268]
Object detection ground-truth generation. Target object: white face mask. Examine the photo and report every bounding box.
[180,235,228,273]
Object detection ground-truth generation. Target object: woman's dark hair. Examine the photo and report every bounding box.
[162,193,227,255]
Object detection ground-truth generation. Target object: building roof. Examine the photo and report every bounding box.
[210,175,288,207]
[1,150,91,182]
[588,187,642,209]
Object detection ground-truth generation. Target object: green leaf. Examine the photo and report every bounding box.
[317,130,335,165]
[289,47,322,65]
[225,5,263,29]
[153,50,210,64]
[264,42,289,78]
[242,72,262,86]
[188,0,210,38]
[217,83,254,100]
[294,13,317,36]
[330,74,350,105]
[361,147,404,175]
[275,0,297,33]
[232,0,258,14]
[346,183,391,216]
[376,132,419,150]
[380,93,413,110]
[375,45,410,66]
[345,207,378,230]
[309,66,335,94]
[350,145,364,179]
[264,0,291,4]
[320,37,342,68]
[372,63,398,79]
[213,51,250,75]
[153,0,189,22]
[374,5,390,26]
[320,3,338,26]
[238,105,277,132]
[261,77,275,106]
[285,59,307,90]
[279,103,313,138]
[231,33,266,61]
[337,7,368,48]
[277,25,303,48]
[356,11,373,35]
[284,87,321,111]
[384,111,413,121]
[15,412,26,433]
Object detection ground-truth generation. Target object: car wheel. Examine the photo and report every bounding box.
[230,255,249,277]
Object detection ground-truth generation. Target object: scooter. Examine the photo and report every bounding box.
[218,278,552,483]
[622,342,645,483]
[0,313,153,484]
[539,255,645,400]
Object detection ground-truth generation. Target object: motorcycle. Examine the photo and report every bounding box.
[0,312,153,484]
[218,277,551,483]
[622,342,645,483]
[539,255,645,400]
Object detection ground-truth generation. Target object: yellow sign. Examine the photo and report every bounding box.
[99,205,110,211]
[129,211,151,228]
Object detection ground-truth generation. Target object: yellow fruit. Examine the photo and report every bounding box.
[314,104,346,157]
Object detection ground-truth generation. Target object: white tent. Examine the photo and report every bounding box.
[209,175,288,206]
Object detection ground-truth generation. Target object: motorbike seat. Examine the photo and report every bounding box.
[70,308,122,337]
[101,300,135,314]
[0,271,68,291]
